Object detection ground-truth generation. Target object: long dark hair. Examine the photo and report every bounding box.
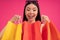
[23,1,41,22]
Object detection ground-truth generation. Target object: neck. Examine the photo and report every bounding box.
[28,20,35,24]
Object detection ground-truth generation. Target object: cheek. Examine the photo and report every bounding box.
[25,10,29,15]
[25,11,29,19]
[25,13,28,17]
[34,11,38,17]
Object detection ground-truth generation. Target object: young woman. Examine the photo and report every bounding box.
[0,0,60,40]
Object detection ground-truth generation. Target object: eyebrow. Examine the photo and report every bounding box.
[27,7,30,9]
[33,7,37,9]
[27,7,37,9]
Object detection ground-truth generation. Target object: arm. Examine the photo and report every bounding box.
[0,21,16,40]
[41,15,60,40]
[0,26,6,39]
[40,15,50,34]
[0,15,21,40]
[40,24,45,34]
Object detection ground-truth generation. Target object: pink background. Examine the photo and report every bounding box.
[0,0,60,32]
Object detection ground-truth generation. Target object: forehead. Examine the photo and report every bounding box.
[26,3,37,9]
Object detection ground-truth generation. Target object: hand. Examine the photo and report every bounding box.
[41,15,50,24]
[10,15,21,23]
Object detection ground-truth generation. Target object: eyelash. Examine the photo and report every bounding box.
[33,10,36,11]
[27,9,36,11]
[27,9,30,11]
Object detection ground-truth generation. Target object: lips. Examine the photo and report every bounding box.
[28,14,35,19]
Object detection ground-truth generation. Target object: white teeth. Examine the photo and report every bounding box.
[28,15,35,19]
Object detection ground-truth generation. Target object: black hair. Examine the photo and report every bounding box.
[23,1,41,22]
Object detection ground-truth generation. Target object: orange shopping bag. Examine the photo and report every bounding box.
[42,21,60,40]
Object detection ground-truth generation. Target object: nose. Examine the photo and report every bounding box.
[30,10,33,14]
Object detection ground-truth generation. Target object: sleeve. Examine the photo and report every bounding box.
[15,23,22,40]
[1,21,17,40]
[42,21,60,40]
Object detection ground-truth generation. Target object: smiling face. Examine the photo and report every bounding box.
[25,3,38,21]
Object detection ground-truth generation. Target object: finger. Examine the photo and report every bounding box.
[18,16,22,23]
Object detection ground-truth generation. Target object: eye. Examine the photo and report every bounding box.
[26,7,30,11]
[27,9,30,11]
[33,10,36,11]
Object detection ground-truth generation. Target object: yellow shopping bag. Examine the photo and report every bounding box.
[15,23,22,40]
[1,21,17,40]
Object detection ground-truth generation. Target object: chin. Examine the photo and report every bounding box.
[28,19,34,21]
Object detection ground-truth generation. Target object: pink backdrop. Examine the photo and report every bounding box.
[0,0,60,32]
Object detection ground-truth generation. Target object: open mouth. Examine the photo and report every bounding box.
[28,14,35,19]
